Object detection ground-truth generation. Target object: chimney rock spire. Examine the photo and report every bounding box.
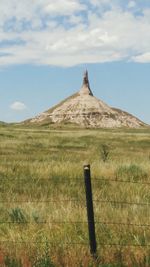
[79,70,93,96]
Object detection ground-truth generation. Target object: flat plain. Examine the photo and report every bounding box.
[0,124,150,267]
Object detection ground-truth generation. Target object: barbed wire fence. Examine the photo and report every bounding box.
[0,164,150,257]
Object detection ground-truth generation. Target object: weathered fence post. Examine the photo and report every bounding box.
[84,164,97,256]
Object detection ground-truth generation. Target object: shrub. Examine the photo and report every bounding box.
[100,144,110,162]
[9,208,27,224]
[32,241,55,267]
[4,256,22,267]
[116,164,148,182]
[33,256,55,267]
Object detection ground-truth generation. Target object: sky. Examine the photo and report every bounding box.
[0,0,150,124]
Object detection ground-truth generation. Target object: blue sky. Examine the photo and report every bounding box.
[0,0,150,123]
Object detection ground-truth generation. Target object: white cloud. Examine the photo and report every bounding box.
[0,0,149,66]
[10,101,27,111]
[132,52,150,63]
[89,0,114,7]
[43,0,85,16]
[127,1,136,9]
[0,0,85,26]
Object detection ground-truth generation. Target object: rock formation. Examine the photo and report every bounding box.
[27,71,146,128]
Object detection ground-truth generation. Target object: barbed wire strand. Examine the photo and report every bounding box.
[1,221,150,228]
[0,241,88,245]
[0,177,150,186]
[93,200,150,206]
[98,243,150,248]
[93,178,150,186]
[0,199,84,203]
[0,199,150,207]
[0,241,149,248]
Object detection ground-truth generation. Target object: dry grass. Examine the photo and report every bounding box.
[0,124,150,266]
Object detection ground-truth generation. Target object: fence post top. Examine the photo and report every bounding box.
[83,164,90,170]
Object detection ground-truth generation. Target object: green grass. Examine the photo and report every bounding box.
[0,124,150,266]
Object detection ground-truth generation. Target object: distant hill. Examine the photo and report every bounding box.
[0,121,7,126]
[25,71,147,128]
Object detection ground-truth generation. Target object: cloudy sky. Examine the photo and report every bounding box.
[0,0,150,123]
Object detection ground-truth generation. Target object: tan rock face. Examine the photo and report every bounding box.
[29,71,146,128]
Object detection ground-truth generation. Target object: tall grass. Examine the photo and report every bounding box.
[0,124,150,266]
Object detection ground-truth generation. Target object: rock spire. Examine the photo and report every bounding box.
[79,70,93,96]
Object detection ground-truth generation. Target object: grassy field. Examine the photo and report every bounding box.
[0,124,150,267]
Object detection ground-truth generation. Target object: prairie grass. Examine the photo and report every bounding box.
[0,124,150,266]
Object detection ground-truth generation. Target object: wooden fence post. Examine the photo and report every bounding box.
[84,164,97,256]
